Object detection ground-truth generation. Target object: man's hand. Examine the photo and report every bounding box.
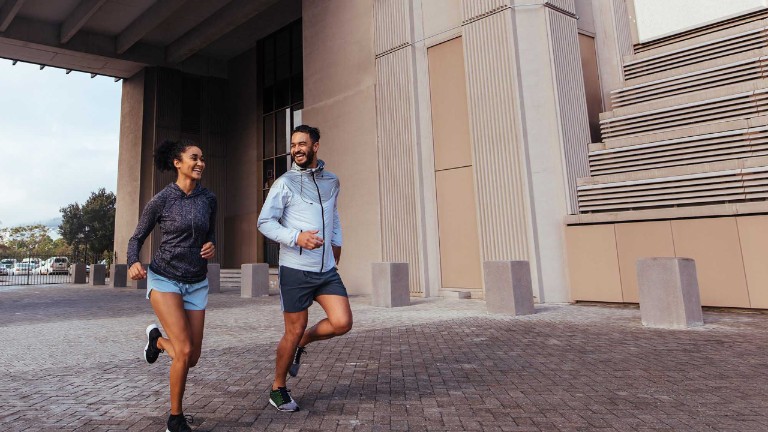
[297,230,324,250]
[201,242,216,259]
[128,262,147,280]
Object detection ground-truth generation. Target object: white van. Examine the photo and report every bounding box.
[41,257,69,275]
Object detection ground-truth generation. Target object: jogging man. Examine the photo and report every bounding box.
[257,124,353,412]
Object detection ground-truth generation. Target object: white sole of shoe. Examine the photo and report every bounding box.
[269,398,299,412]
[144,323,158,363]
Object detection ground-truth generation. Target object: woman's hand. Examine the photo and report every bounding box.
[201,242,216,259]
[128,262,147,280]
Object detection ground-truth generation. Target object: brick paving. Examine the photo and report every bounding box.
[1,284,768,431]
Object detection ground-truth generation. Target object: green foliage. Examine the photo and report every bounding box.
[0,224,51,253]
[59,188,116,261]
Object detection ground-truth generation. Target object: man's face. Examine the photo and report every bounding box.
[290,132,318,168]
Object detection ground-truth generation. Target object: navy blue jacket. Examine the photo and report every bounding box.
[127,183,217,283]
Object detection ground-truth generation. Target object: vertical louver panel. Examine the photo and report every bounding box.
[462,8,530,261]
[547,8,591,214]
[374,47,423,293]
[374,0,411,56]
[461,0,508,24]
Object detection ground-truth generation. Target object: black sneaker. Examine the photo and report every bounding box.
[166,413,194,432]
[288,346,306,377]
[269,387,300,412]
[144,324,164,364]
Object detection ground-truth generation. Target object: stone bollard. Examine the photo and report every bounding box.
[371,262,410,308]
[208,263,221,293]
[89,264,107,286]
[637,257,703,329]
[71,263,87,284]
[241,263,269,298]
[110,264,127,288]
[483,261,535,316]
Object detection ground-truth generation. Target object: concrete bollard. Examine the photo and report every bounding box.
[71,263,87,284]
[371,262,410,308]
[241,263,269,298]
[89,264,107,286]
[207,263,221,293]
[483,261,535,316]
[110,264,127,288]
[637,257,703,329]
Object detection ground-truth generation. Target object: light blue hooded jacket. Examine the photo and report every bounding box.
[257,160,342,272]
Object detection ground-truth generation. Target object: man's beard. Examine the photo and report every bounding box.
[293,147,316,168]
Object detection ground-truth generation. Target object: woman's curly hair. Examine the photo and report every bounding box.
[154,139,199,172]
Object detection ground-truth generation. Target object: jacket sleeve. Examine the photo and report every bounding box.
[127,194,163,266]
[331,186,342,247]
[257,180,300,247]
[206,194,217,245]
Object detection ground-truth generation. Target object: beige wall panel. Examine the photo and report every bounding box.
[574,0,595,34]
[737,216,768,308]
[463,9,531,262]
[421,0,461,39]
[114,71,145,265]
[565,224,623,302]
[303,0,375,108]
[671,218,750,308]
[615,221,675,303]
[374,0,411,55]
[435,168,483,289]
[303,86,382,295]
[374,48,423,293]
[427,37,472,171]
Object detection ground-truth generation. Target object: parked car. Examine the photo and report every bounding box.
[41,257,69,275]
[0,265,8,276]
[11,262,33,276]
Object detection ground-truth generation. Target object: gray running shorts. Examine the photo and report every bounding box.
[278,266,348,313]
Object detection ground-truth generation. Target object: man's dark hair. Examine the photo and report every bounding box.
[292,125,320,143]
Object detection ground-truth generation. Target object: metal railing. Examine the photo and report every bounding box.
[0,253,86,286]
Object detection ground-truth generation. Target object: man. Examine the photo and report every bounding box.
[257,124,353,412]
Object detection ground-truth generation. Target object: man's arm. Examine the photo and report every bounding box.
[331,184,343,264]
[257,182,301,247]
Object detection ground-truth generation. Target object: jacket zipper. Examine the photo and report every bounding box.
[311,171,325,272]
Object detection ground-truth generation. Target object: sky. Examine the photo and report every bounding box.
[0,58,122,230]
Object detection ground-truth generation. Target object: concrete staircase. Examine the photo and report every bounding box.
[573,10,768,219]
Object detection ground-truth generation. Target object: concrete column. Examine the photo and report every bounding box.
[71,263,87,284]
[89,264,107,286]
[483,261,535,316]
[110,264,128,288]
[637,257,703,329]
[371,262,410,308]
[207,263,221,294]
[241,263,269,298]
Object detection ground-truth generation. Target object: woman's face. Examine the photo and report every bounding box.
[174,146,205,181]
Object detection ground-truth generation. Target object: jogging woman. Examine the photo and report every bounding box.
[127,139,217,432]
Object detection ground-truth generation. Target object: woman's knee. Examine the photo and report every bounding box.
[188,350,201,368]
[174,341,193,364]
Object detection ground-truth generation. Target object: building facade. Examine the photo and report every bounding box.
[2,0,766,307]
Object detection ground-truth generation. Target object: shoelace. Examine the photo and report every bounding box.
[184,414,194,425]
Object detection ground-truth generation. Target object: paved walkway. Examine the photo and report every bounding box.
[1,283,768,431]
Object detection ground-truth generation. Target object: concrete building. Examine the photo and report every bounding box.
[1,0,766,308]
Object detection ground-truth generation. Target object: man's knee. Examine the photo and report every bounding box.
[284,324,306,341]
[333,317,352,336]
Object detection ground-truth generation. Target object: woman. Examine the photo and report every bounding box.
[127,139,217,432]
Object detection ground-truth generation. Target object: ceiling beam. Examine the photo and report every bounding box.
[166,0,278,64]
[116,0,188,54]
[60,0,107,44]
[0,0,26,32]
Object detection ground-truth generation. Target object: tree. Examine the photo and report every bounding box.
[82,188,116,259]
[0,224,50,253]
[59,188,116,262]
